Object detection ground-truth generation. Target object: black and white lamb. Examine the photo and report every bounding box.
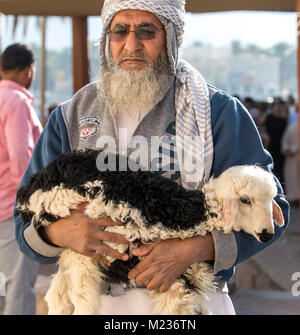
[16,149,284,315]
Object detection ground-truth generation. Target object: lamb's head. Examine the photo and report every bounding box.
[211,165,285,243]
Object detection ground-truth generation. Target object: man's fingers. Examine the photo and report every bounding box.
[146,275,166,291]
[131,243,154,257]
[159,282,171,293]
[128,257,149,279]
[135,268,155,286]
[98,231,130,245]
[97,217,123,227]
[91,243,129,261]
[128,244,155,279]
[133,268,170,291]
[87,251,111,266]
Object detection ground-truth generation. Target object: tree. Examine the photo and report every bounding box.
[231,40,242,55]
[271,42,291,57]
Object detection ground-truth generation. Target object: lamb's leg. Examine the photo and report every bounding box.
[45,273,74,315]
[44,256,74,315]
[148,279,200,315]
[149,263,216,315]
[183,262,216,315]
[45,250,105,315]
[64,251,107,315]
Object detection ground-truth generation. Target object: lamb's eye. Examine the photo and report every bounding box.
[240,196,251,205]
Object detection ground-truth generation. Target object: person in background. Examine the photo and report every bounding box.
[265,98,288,185]
[281,119,299,207]
[287,95,298,125]
[255,101,270,149]
[243,97,261,127]
[0,43,42,314]
[287,95,297,118]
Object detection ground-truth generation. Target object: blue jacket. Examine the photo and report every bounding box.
[14,83,290,283]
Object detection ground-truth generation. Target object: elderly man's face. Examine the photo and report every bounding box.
[109,10,166,72]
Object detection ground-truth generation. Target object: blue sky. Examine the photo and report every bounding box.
[0,11,297,51]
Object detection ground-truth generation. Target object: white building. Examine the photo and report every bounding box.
[182,43,282,101]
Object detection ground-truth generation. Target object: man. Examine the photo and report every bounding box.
[0,43,42,314]
[14,1,289,314]
[281,119,299,207]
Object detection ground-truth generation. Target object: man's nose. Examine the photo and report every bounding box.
[123,31,143,52]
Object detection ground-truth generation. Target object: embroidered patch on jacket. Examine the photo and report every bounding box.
[79,116,101,140]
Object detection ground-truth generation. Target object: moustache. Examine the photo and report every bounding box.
[118,52,149,63]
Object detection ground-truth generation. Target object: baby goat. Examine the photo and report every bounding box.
[16,150,284,315]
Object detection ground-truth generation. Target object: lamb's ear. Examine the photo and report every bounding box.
[272,199,284,227]
[222,198,239,233]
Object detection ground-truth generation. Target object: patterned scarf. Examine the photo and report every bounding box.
[100,0,214,190]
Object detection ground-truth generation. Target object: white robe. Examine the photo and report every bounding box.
[99,289,236,315]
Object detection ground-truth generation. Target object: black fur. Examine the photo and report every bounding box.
[17,149,210,231]
[39,211,61,223]
[102,255,140,285]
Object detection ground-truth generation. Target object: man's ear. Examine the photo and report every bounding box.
[222,198,239,233]
[24,64,34,79]
[21,64,34,89]
[272,199,284,227]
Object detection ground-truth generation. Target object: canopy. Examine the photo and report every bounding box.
[0,0,296,16]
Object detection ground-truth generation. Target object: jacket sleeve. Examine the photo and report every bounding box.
[14,105,71,264]
[209,91,290,282]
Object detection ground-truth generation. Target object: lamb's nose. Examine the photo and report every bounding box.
[258,229,274,243]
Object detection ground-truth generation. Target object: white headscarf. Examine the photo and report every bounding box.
[100,0,214,189]
[100,0,185,74]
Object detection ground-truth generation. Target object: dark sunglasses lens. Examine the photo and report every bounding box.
[110,30,128,42]
[136,29,156,40]
[110,29,157,41]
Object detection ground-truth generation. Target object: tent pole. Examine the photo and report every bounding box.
[40,16,47,126]
[72,16,89,93]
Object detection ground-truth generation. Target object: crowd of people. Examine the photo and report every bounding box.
[237,95,299,206]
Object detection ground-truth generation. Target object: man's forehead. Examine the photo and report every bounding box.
[110,9,163,28]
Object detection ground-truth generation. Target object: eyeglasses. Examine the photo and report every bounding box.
[108,27,164,42]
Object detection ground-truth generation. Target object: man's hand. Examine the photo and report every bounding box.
[128,234,215,293]
[40,202,129,266]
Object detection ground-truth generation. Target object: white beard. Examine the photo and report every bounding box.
[98,51,172,119]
